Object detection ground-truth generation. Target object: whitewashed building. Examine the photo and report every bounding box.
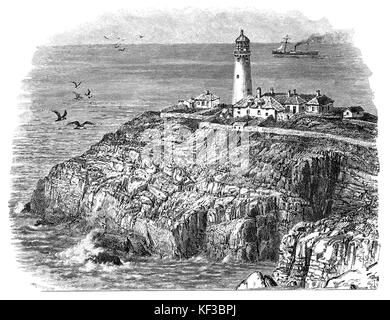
[194,90,220,109]
[233,122,247,131]
[232,93,285,120]
[343,106,364,118]
[305,90,334,114]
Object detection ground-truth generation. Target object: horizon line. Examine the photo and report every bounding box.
[41,42,350,48]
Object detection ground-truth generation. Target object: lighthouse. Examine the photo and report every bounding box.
[232,30,253,104]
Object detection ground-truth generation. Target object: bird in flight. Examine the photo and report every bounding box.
[104,35,110,40]
[71,81,82,88]
[118,47,126,51]
[138,35,145,38]
[85,88,93,98]
[72,91,83,100]
[52,110,67,122]
[67,121,95,129]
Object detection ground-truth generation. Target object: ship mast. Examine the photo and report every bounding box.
[282,35,290,53]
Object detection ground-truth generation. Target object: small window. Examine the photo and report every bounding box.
[266,112,268,116]
[236,75,239,79]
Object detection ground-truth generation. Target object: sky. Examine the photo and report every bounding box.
[47,8,341,45]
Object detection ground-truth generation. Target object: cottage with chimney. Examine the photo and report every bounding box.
[193,90,220,109]
[343,106,364,119]
[283,89,307,115]
[305,90,334,114]
[232,86,335,121]
[232,87,285,119]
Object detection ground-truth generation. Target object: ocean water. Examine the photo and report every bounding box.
[9,43,374,290]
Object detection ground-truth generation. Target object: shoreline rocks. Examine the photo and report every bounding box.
[236,271,278,290]
[26,112,379,283]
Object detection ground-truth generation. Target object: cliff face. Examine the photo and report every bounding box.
[273,212,379,289]
[29,112,379,267]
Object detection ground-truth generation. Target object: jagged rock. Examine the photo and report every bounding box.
[89,252,122,266]
[28,112,379,263]
[273,214,380,289]
[236,271,278,290]
[325,263,379,289]
[20,202,31,214]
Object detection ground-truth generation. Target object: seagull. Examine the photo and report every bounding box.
[85,88,92,98]
[71,81,82,88]
[52,110,67,121]
[114,43,121,48]
[67,121,95,129]
[104,35,110,40]
[118,47,126,51]
[72,91,83,100]
[138,35,145,38]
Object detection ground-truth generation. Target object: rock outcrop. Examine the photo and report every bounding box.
[273,212,380,289]
[236,271,278,290]
[29,112,379,269]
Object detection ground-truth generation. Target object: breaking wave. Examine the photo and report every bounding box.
[56,229,104,265]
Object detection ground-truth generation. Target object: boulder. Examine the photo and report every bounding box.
[236,271,278,290]
[89,252,122,266]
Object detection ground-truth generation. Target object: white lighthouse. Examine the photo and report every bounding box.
[232,30,253,104]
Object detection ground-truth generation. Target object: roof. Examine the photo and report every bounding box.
[345,106,364,113]
[262,90,334,105]
[234,95,257,108]
[234,95,285,112]
[194,90,220,101]
[233,122,247,126]
[235,30,250,43]
[299,94,317,102]
[259,96,285,111]
[262,92,288,104]
[283,95,307,105]
[306,95,334,106]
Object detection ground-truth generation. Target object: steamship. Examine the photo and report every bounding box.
[272,35,319,57]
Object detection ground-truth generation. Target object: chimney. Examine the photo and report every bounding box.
[270,87,275,95]
[205,90,210,95]
[288,90,291,97]
[316,89,321,96]
[293,89,297,95]
[240,29,244,35]
[256,87,262,99]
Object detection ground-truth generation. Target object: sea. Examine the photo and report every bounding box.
[9,43,374,290]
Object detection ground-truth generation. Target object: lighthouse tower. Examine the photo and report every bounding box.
[232,30,253,104]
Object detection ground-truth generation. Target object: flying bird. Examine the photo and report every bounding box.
[85,88,92,98]
[72,91,83,100]
[67,121,95,129]
[71,81,82,88]
[104,35,110,40]
[138,35,145,38]
[52,110,67,122]
[114,43,121,48]
[118,47,126,51]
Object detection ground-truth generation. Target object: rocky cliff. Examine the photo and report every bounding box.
[28,112,379,274]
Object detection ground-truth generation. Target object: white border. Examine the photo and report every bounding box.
[1,0,389,299]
